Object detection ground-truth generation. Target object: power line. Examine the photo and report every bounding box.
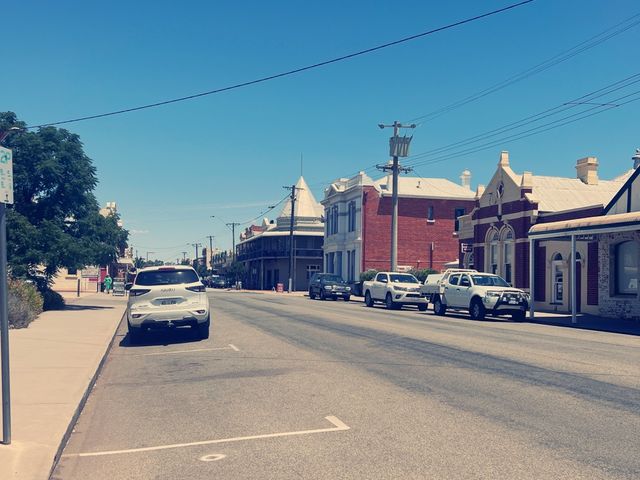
[26,0,534,129]
[404,11,640,123]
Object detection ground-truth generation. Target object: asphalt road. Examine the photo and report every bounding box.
[52,291,640,479]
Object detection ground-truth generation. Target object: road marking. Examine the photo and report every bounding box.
[228,344,240,351]
[63,416,350,458]
[200,453,226,462]
[137,346,236,357]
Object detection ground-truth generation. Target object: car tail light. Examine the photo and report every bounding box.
[186,285,206,293]
[129,288,151,297]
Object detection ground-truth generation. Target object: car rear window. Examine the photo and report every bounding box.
[135,269,199,286]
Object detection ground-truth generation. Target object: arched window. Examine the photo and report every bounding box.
[485,229,499,274]
[501,226,515,284]
[552,253,564,303]
[616,241,638,295]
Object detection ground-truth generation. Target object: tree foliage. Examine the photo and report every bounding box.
[1,112,129,280]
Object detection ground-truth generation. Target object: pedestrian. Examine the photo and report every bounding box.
[104,274,113,294]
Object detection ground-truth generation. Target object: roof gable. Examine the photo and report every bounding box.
[604,166,640,215]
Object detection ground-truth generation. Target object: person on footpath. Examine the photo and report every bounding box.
[104,274,113,294]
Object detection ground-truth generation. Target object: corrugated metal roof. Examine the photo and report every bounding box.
[531,175,629,212]
[375,176,475,200]
[529,211,640,237]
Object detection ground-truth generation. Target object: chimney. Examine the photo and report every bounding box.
[633,148,640,170]
[576,157,599,185]
[498,151,509,167]
[460,169,471,189]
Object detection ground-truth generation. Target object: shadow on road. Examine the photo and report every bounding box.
[119,327,204,348]
[64,304,115,311]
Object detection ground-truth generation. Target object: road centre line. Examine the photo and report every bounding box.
[63,416,350,458]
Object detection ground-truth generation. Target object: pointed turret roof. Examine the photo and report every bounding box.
[277,176,323,221]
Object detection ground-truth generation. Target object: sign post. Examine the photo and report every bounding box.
[0,145,14,444]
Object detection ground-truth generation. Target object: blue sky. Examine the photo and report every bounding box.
[2,0,638,262]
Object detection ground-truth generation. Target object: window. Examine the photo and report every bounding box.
[616,241,638,295]
[332,206,339,234]
[502,227,514,284]
[389,274,419,283]
[376,273,388,283]
[306,265,320,280]
[449,274,460,286]
[552,253,563,303]
[487,230,499,275]
[348,201,356,232]
[427,206,435,222]
[67,267,78,276]
[336,251,343,277]
[454,208,465,231]
[348,250,356,282]
[325,208,331,235]
[460,275,471,287]
[135,268,199,286]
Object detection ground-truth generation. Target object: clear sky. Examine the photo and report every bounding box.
[2,0,638,263]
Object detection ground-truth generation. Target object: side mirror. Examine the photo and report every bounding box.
[125,283,132,291]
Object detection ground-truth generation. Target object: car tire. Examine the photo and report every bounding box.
[309,289,316,300]
[331,296,337,301]
[364,291,374,307]
[433,296,446,316]
[196,317,210,339]
[512,310,526,322]
[128,323,143,343]
[343,295,350,302]
[469,298,486,320]
[418,303,428,312]
[385,293,396,310]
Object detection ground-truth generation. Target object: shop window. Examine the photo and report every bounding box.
[615,241,638,295]
[552,253,564,303]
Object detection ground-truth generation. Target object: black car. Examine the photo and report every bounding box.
[211,277,227,288]
[308,273,351,301]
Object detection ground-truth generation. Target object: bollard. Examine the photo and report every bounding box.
[77,278,80,297]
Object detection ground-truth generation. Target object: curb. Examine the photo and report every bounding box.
[47,311,126,480]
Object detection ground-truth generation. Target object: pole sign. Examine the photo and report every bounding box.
[0,147,14,205]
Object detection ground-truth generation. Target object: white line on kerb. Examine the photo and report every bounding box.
[228,344,239,351]
[63,416,350,458]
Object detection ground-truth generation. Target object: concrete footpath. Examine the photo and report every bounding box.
[0,293,126,480]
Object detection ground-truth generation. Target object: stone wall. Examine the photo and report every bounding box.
[598,231,640,320]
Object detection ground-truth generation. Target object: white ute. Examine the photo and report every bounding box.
[431,271,529,322]
[363,272,428,311]
[126,265,210,341]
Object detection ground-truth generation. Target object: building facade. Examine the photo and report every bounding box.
[322,171,475,281]
[458,151,634,315]
[236,176,324,291]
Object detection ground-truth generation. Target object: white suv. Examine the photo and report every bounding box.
[126,266,210,341]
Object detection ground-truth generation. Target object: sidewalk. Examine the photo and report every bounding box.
[0,293,126,480]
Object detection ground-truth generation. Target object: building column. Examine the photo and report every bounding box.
[529,238,535,320]
[571,234,577,324]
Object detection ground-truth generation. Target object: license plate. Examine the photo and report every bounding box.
[161,300,177,305]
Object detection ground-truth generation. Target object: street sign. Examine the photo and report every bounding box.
[461,243,473,253]
[0,147,14,205]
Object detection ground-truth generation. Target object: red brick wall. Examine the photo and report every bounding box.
[362,186,474,272]
[587,241,598,305]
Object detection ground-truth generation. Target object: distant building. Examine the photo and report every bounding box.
[236,177,324,291]
[458,151,635,316]
[321,170,476,281]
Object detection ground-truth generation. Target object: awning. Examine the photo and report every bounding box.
[529,211,640,239]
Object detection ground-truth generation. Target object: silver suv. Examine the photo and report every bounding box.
[126,266,210,341]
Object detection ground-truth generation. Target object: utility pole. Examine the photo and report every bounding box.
[226,223,241,261]
[206,235,215,270]
[377,121,416,272]
[191,243,202,267]
[283,184,301,292]
[181,251,187,262]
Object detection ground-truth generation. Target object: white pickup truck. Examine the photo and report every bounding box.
[363,272,428,311]
[430,271,529,321]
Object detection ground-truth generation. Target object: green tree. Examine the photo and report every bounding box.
[0,112,129,281]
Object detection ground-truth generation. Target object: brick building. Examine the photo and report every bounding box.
[321,171,475,281]
[458,151,634,316]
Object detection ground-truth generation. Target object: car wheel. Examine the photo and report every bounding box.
[418,303,428,312]
[309,289,316,300]
[512,310,526,322]
[128,322,143,343]
[469,298,486,320]
[195,317,210,339]
[385,293,396,310]
[433,297,446,316]
[343,295,351,302]
[364,291,374,307]
[331,296,337,301]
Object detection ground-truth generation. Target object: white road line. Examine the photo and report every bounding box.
[200,453,227,462]
[63,416,350,458]
[137,346,233,357]
[228,344,240,351]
